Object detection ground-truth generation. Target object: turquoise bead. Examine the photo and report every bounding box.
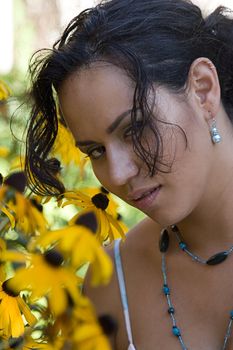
[179,242,186,250]
[172,326,181,337]
[163,284,170,295]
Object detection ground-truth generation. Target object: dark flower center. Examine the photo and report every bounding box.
[2,280,19,297]
[75,211,98,233]
[91,193,109,210]
[44,249,64,267]
[98,314,118,336]
[0,173,3,186]
[9,336,24,349]
[4,171,27,193]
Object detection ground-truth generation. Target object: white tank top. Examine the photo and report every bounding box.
[114,239,137,350]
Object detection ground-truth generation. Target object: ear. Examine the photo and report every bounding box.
[187,57,221,120]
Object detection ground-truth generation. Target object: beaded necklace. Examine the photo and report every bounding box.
[159,227,233,350]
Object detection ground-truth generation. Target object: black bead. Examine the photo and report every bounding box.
[171,225,179,233]
[206,251,228,265]
[168,307,175,314]
[159,229,170,252]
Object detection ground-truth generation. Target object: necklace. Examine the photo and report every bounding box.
[171,225,233,265]
[159,228,233,350]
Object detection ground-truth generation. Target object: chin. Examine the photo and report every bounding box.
[146,207,192,228]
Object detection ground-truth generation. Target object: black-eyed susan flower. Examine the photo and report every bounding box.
[71,301,112,350]
[33,223,113,286]
[0,171,27,231]
[0,279,37,338]
[1,249,82,316]
[14,197,48,236]
[61,189,126,244]
[0,172,48,236]
[45,298,112,350]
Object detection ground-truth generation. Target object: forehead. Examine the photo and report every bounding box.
[58,63,135,139]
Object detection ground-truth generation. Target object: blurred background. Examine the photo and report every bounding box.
[0,0,233,229]
[1,0,233,84]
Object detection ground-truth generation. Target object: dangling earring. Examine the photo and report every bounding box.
[210,118,222,144]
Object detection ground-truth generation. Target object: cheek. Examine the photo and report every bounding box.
[91,163,111,190]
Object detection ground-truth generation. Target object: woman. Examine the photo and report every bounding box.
[25,0,233,349]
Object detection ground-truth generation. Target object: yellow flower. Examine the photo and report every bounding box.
[13,197,48,236]
[45,298,112,350]
[1,249,82,316]
[0,172,48,235]
[52,122,88,171]
[34,219,113,286]
[0,279,37,338]
[81,186,119,215]
[71,301,112,350]
[61,190,126,244]
[0,80,11,101]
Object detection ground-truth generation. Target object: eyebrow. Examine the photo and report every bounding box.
[76,109,132,147]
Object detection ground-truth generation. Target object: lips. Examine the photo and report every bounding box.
[127,186,159,200]
[128,186,161,211]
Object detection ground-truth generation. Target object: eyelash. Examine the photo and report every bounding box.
[86,146,105,160]
[124,120,144,138]
[85,120,144,160]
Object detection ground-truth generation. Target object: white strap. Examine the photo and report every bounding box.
[114,239,135,347]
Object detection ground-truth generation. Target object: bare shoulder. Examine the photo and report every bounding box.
[83,217,162,316]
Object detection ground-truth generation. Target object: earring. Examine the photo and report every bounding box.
[210,118,222,144]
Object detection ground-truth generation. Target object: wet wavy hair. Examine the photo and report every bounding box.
[26,0,233,195]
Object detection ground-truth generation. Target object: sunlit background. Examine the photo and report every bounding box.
[0,0,233,75]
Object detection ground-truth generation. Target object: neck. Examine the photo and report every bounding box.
[175,167,233,258]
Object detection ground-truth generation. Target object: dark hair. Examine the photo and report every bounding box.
[26,0,233,195]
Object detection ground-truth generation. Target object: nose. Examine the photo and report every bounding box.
[107,145,139,186]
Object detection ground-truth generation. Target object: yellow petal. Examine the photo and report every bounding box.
[8,299,25,337]
[106,212,126,240]
[0,205,15,229]
[49,285,67,316]
[16,296,37,326]
[0,251,27,264]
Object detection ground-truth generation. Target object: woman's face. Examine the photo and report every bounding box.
[58,63,214,226]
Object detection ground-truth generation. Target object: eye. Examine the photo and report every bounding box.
[87,146,105,160]
[124,120,144,138]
